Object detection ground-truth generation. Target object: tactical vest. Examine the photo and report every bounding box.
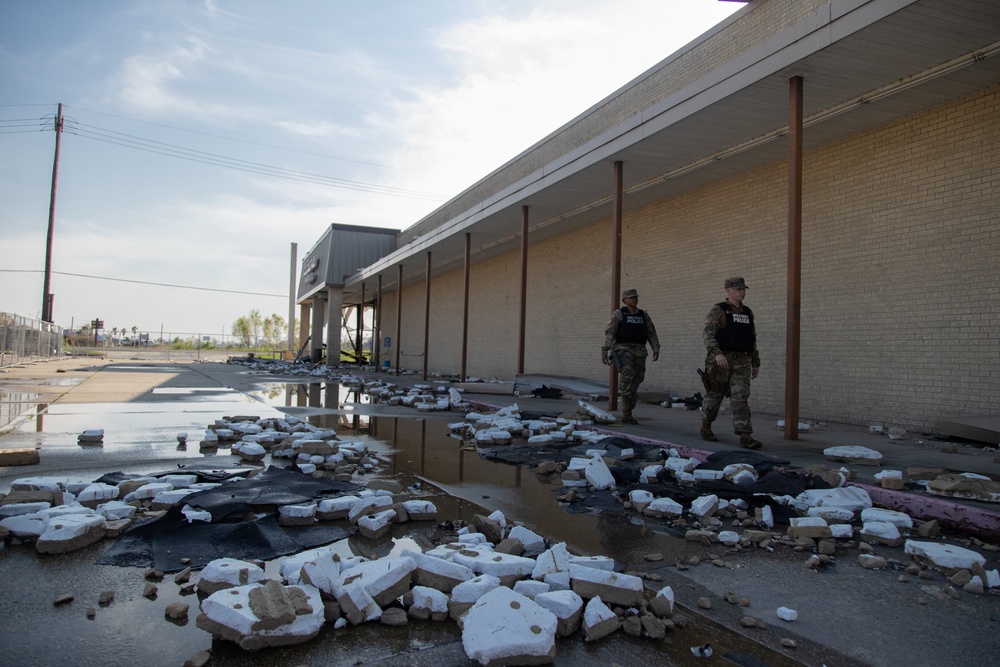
[715,302,755,352]
[615,308,648,345]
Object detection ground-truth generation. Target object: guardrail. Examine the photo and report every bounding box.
[0,312,64,368]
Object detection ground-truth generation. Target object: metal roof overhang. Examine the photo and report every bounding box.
[343,0,1000,306]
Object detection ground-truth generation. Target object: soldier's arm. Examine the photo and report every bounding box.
[703,305,725,357]
[601,310,622,352]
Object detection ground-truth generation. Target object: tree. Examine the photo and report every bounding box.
[262,314,286,347]
[231,310,288,348]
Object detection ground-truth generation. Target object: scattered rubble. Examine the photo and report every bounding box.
[5,360,999,663]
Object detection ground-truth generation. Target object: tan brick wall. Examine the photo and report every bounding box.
[380,84,1000,431]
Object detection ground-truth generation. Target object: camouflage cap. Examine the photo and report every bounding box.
[724,277,748,290]
[621,288,639,300]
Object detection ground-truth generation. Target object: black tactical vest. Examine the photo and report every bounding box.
[715,302,755,352]
[615,308,648,345]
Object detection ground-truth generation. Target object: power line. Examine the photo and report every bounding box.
[1,268,286,298]
[65,120,446,200]
[4,104,449,201]
[65,104,434,176]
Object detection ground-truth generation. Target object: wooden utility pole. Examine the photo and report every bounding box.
[41,103,64,323]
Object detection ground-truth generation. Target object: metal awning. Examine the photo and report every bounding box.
[343,0,1000,304]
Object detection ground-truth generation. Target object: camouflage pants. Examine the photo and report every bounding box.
[613,346,647,413]
[700,351,753,434]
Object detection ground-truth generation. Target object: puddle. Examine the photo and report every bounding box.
[0,391,40,429]
[152,387,237,395]
[252,381,373,409]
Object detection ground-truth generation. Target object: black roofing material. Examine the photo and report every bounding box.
[97,508,355,572]
[181,465,361,522]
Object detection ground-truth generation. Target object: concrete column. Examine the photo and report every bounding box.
[326,288,343,366]
[310,294,326,362]
[298,303,311,356]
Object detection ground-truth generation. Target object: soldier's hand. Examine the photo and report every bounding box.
[715,353,729,369]
[751,366,759,379]
[601,353,609,365]
[652,351,659,362]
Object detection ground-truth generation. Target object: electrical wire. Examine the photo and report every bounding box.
[1,268,286,298]
[3,104,449,201]
[64,104,433,176]
[66,121,445,200]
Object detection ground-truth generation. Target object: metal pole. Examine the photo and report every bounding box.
[423,252,431,381]
[41,103,64,323]
[517,206,528,375]
[395,265,402,375]
[609,161,623,412]
[461,233,471,381]
[785,76,804,441]
[375,275,383,369]
[357,283,365,363]
[288,242,297,353]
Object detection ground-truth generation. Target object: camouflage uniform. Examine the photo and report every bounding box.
[602,305,660,419]
[701,301,760,435]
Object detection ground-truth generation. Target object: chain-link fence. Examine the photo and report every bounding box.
[0,312,64,367]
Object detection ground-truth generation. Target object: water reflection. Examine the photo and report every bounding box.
[0,390,40,429]
[263,382,373,433]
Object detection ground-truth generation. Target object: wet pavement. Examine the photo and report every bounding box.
[2,356,999,666]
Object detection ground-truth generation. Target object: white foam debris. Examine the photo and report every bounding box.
[462,586,558,665]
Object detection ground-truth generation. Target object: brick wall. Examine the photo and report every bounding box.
[379,84,999,431]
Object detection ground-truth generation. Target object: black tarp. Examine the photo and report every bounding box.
[97,508,355,572]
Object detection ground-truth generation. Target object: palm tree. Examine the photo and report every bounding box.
[111,327,119,347]
[132,326,138,347]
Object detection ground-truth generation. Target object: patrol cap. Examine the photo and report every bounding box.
[621,288,639,301]
[724,277,748,290]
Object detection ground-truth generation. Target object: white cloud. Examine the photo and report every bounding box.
[118,38,210,114]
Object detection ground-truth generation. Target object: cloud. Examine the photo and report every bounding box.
[117,38,210,114]
[375,0,739,198]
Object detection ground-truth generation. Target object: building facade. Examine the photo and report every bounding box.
[317,0,998,432]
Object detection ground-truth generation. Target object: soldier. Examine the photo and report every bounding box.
[700,277,762,449]
[601,288,660,424]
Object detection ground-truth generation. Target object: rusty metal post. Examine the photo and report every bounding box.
[609,161,623,412]
[356,283,365,363]
[395,265,402,375]
[518,206,529,375]
[375,275,382,370]
[423,252,431,381]
[785,76,804,440]
[461,233,471,381]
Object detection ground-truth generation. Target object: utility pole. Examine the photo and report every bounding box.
[41,103,64,323]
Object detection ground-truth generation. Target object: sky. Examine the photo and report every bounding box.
[0,0,742,342]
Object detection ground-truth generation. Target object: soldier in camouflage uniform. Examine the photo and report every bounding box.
[601,288,660,424]
[700,277,762,449]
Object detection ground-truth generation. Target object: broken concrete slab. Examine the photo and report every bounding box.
[35,513,107,554]
[0,448,40,466]
[934,415,1000,445]
[823,446,884,465]
[196,582,324,651]
[461,585,558,665]
[197,558,266,595]
[568,563,643,608]
[904,540,986,574]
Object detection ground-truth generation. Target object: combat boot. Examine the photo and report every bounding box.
[621,411,638,425]
[738,432,762,449]
[700,421,718,442]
